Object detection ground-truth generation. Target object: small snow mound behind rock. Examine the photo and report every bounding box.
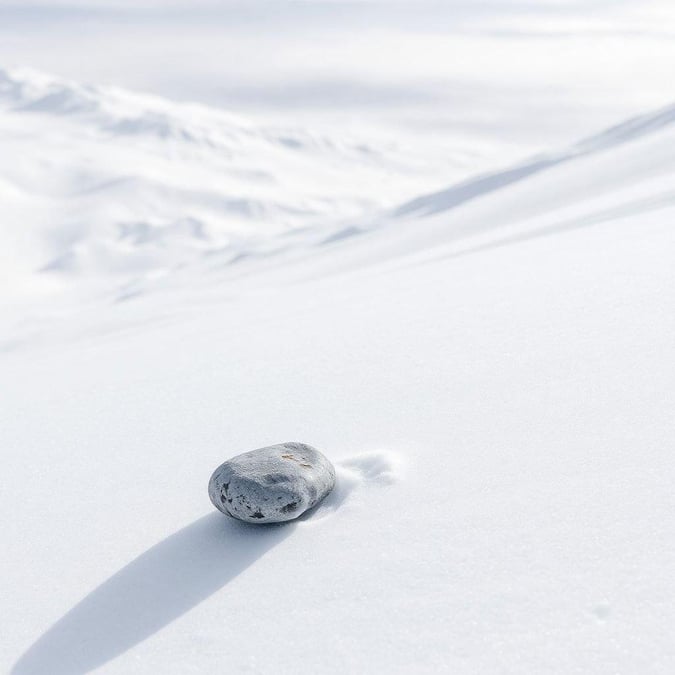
[302,451,403,522]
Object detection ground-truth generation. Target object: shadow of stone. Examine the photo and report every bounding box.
[12,513,291,675]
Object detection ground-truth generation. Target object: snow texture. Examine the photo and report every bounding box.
[2,3,675,674]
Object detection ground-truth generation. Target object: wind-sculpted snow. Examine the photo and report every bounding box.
[7,66,673,316]
[2,69,674,348]
[0,67,381,153]
[0,67,458,306]
[394,101,675,220]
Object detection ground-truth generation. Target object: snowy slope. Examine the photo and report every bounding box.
[280,100,675,279]
[2,78,675,675]
[0,67,468,308]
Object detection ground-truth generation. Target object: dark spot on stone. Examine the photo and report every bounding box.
[264,472,288,485]
[220,482,232,505]
[208,443,335,523]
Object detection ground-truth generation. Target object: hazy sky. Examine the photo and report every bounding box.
[1,1,673,149]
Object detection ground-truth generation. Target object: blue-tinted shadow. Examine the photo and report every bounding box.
[13,513,290,674]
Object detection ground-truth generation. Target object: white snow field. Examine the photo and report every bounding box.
[2,2,675,674]
[0,66,470,309]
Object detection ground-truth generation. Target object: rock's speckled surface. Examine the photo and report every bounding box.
[208,442,336,523]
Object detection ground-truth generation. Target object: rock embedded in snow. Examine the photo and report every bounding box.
[208,442,336,523]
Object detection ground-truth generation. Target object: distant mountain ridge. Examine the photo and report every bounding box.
[0,66,455,301]
[394,100,675,219]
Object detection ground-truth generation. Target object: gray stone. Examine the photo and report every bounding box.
[208,442,336,523]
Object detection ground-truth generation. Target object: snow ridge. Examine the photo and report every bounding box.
[394,101,675,219]
[0,67,449,303]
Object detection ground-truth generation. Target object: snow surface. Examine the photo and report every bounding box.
[2,3,675,674]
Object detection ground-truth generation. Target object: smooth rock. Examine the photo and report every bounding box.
[208,442,336,523]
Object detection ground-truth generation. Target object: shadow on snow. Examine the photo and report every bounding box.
[12,513,291,674]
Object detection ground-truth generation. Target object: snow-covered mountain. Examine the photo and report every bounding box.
[211,95,675,288]
[0,67,471,306]
[3,65,674,317]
